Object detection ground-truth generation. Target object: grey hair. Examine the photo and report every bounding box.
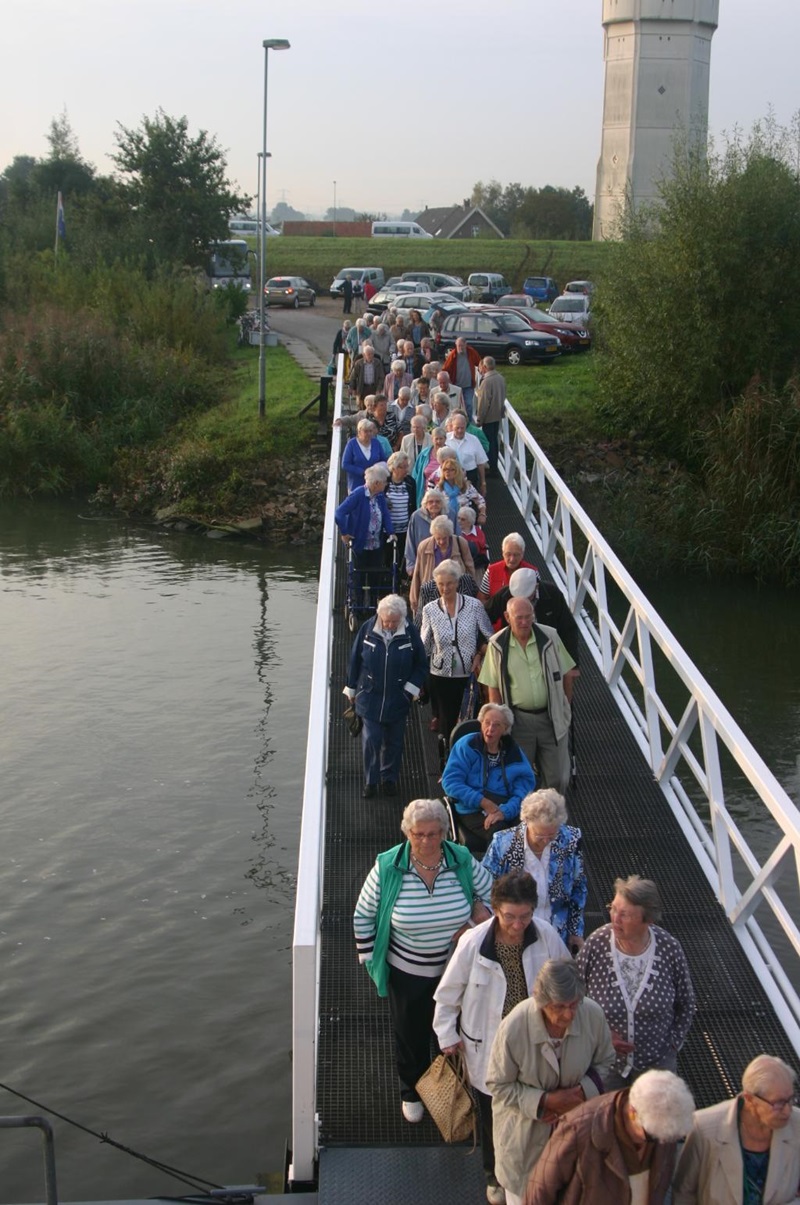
[483,355,496,371]
[742,1054,797,1097]
[387,451,409,470]
[614,875,663,924]
[629,1071,695,1142]
[429,515,454,538]
[502,532,526,552]
[364,463,390,485]
[422,489,445,510]
[377,323,388,334]
[401,797,450,837]
[398,386,412,402]
[447,412,467,430]
[533,959,585,1007]
[429,361,441,375]
[458,506,476,525]
[357,419,376,435]
[436,445,458,465]
[521,789,567,828]
[432,391,451,409]
[433,558,461,582]
[437,370,451,385]
[410,415,427,431]
[362,343,375,356]
[343,320,352,331]
[478,702,514,732]
[391,359,406,373]
[376,593,407,621]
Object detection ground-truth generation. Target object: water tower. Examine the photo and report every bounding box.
[593,0,719,239]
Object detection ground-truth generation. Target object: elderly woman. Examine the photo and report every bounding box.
[483,789,587,953]
[341,419,387,493]
[458,505,489,571]
[335,461,393,611]
[434,872,570,1205]
[486,959,615,1205]
[409,514,477,618]
[432,452,487,526]
[407,308,430,347]
[410,375,433,410]
[420,431,453,497]
[344,594,426,797]
[385,358,414,403]
[400,414,433,470]
[383,451,416,571]
[354,798,493,1122]
[390,385,416,439]
[404,488,445,576]
[577,874,695,1091]
[529,1069,696,1205]
[421,559,495,741]
[431,390,453,430]
[442,703,536,849]
[674,1054,800,1205]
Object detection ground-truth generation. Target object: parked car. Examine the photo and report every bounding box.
[550,293,592,324]
[264,276,316,308]
[423,300,469,328]
[367,282,428,314]
[401,271,471,301]
[329,267,385,299]
[563,280,595,296]
[498,305,592,353]
[467,272,512,303]
[496,293,541,310]
[438,309,560,365]
[392,292,464,321]
[522,276,560,305]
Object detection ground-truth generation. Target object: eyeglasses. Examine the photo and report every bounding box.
[496,909,533,926]
[410,830,442,841]
[752,1092,797,1111]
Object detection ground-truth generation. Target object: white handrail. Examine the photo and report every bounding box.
[499,402,800,1055]
[289,363,344,1186]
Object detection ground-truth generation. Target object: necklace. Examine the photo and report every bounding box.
[412,852,443,873]
[616,929,652,956]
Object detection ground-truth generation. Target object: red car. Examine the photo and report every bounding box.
[493,299,591,352]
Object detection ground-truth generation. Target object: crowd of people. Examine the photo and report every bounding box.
[338,329,798,1205]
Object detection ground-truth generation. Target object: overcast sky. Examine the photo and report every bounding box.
[4,0,798,218]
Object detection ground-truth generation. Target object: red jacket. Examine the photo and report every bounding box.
[486,558,536,631]
[443,344,481,385]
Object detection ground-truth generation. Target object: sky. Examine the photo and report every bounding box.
[4,0,799,219]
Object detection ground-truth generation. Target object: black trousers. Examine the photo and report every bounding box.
[387,966,439,1100]
[428,673,469,744]
[475,1088,496,1174]
[456,807,516,851]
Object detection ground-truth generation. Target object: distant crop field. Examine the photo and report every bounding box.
[260,237,613,293]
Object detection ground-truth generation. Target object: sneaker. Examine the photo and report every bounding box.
[401,1099,424,1123]
[485,1175,506,1205]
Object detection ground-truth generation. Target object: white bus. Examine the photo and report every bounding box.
[371,220,433,239]
[206,240,252,291]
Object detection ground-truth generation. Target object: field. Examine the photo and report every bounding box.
[258,236,613,295]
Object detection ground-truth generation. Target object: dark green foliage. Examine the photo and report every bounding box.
[470,180,593,240]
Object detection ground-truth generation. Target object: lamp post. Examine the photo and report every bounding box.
[258,37,290,420]
[333,180,337,237]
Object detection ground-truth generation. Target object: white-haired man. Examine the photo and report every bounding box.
[446,412,488,494]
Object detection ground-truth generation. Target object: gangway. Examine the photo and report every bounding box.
[289,370,800,1195]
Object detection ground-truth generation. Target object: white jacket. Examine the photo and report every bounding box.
[433,915,569,1094]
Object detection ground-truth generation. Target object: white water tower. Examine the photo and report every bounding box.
[593,0,719,239]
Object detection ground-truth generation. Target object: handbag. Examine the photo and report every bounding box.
[415,1051,477,1145]
[343,703,363,738]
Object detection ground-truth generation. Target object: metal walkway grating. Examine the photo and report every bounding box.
[317,471,799,1173]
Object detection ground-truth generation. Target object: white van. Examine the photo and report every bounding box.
[228,218,281,237]
[329,267,385,298]
[371,220,433,239]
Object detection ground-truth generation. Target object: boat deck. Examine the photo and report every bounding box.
[316,472,797,1200]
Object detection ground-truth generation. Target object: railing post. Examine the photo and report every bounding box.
[0,1117,58,1205]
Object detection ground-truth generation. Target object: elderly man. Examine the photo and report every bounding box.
[526,1070,696,1205]
[349,344,386,403]
[475,356,506,476]
[336,393,399,452]
[390,385,416,437]
[479,596,575,795]
[437,370,463,412]
[673,1054,800,1205]
[371,321,393,370]
[385,359,414,403]
[430,390,453,430]
[487,566,581,668]
[443,336,481,418]
[400,414,433,468]
[446,411,488,493]
[479,532,536,604]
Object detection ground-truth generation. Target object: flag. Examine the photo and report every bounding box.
[56,192,66,240]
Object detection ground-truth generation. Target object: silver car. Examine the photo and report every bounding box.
[264,276,316,308]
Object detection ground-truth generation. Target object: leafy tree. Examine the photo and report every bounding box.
[270,201,305,224]
[46,108,82,162]
[112,110,249,267]
[325,206,356,222]
[596,117,800,459]
[355,211,386,222]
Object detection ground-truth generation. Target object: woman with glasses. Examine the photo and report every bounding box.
[353,798,493,1125]
[674,1054,800,1205]
[486,959,615,1205]
[577,874,695,1091]
[433,872,570,1205]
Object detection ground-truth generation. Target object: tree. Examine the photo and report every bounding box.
[270,201,305,224]
[46,108,82,162]
[112,110,249,267]
[324,206,356,222]
[596,116,800,459]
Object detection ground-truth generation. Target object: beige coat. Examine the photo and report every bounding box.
[408,534,477,614]
[673,1097,800,1205]
[485,997,615,1199]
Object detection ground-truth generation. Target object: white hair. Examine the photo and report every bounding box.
[521,789,567,828]
[401,798,450,837]
[433,558,461,582]
[502,532,526,553]
[429,515,454,538]
[742,1054,797,1097]
[364,463,390,485]
[478,702,514,732]
[376,593,407,621]
[629,1071,695,1142]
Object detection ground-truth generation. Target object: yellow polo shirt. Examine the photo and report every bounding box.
[479,632,575,710]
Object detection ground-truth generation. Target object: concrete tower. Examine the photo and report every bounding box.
[593,0,719,239]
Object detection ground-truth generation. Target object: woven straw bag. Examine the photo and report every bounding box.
[415,1051,477,1145]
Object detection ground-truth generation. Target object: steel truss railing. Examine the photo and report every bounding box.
[500,401,800,1056]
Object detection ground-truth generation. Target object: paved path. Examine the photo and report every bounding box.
[266,297,344,381]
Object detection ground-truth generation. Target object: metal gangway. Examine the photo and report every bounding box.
[288,372,800,1194]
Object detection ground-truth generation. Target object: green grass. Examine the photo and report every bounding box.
[257,236,613,295]
[500,352,600,443]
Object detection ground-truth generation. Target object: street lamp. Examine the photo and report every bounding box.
[258,37,290,420]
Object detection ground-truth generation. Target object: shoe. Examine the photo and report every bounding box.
[401,1099,424,1123]
[382,781,398,796]
[362,784,377,799]
[485,1175,506,1205]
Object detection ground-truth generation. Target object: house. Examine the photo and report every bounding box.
[415,202,505,240]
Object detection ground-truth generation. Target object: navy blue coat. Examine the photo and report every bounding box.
[335,487,394,552]
[347,619,427,723]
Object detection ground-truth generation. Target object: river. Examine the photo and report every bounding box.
[0,501,797,1203]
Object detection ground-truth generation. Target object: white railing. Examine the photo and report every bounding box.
[289,363,344,1186]
[500,402,800,1056]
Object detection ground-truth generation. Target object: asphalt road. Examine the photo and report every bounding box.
[265,295,345,362]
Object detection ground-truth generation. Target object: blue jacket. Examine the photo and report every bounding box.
[335,487,393,552]
[442,732,535,822]
[342,437,388,493]
[482,822,587,942]
[347,618,427,723]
